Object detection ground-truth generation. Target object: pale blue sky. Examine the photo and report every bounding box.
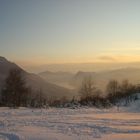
[1,0,140,66]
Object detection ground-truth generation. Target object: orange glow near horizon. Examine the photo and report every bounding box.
[14,54,140,68]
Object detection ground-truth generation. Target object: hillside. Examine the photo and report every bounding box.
[0,57,73,99]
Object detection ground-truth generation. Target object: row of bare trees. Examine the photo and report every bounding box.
[106,79,139,105]
[0,69,139,108]
[79,77,140,107]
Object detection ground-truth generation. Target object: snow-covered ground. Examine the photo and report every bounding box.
[0,105,140,140]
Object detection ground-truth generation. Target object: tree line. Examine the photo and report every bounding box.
[79,77,140,108]
[0,69,140,108]
[0,69,47,108]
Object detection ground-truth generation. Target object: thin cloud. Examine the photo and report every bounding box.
[97,56,116,62]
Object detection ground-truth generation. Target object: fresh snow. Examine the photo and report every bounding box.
[0,106,140,140]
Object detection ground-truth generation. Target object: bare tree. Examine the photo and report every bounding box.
[79,76,96,100]
[1,69,30,107]
[106,80,120,105]
[106,80,119,96]
[119,80,137,105]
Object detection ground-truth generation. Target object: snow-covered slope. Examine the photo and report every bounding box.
[124,99,140,113]
[0,107,139,140]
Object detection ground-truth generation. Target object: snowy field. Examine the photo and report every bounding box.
[0,107,140,140]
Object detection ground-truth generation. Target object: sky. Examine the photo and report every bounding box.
[1,0,140,68]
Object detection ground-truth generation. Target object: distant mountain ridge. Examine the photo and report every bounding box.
[39,71,74,89]
[73,67,140,90]
[39,67,140,91]
[0,56,73,99]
